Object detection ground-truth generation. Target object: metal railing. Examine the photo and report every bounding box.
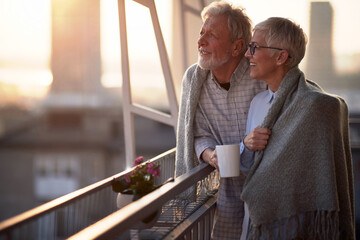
[1,117,358,239]
[0,149,172,239]
[68,161,217,239]
[0,149,218,240]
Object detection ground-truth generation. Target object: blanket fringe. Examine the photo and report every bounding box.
[248,210,339,240]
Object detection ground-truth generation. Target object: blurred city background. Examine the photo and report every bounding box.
[0,0,359,233]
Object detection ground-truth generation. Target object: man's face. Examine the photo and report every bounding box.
[197,15,233,70]
[245,30,278,82]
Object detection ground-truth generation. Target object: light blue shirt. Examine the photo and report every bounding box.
[240,88,275,172]
[240,88,305,240]
[246,88,276,135]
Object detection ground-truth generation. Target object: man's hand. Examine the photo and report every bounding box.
[244,127,271,151]
[200,148,219,170]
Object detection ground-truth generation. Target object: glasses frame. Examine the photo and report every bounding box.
[248,42,291,58]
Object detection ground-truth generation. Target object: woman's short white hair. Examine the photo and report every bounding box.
[254,17,308,68]
[201,1,252,54]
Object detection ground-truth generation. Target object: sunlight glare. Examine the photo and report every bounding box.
[0,0,51,104]
[100,0,172,88]
[0,68,52,98]
[0,0,50,64]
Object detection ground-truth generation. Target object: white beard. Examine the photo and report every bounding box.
[197,49,231,70]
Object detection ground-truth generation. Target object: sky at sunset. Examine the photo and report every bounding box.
[0,0,359,105]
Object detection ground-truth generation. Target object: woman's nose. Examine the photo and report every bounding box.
[245,47,252,59]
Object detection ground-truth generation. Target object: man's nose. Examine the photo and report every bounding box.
[198,34,207,47]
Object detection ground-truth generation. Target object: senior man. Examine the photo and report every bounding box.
[175,1,266,239]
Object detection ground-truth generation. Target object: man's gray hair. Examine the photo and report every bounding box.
[201,1,252,54]
[254,17,308,68]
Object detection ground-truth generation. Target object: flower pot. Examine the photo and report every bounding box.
[116,193,160,229]
[116,192,134,209]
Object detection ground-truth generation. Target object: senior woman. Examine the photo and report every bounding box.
[240,17,355,239]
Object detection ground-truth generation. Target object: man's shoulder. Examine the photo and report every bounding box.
[182,64,209,85]
[185,63,198,75]
[184,63,204,77]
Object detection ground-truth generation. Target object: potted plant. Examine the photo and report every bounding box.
[112,156,161,202]
[112,156,162,228]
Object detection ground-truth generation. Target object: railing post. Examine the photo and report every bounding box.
[118,0,135,167]
[118,0,179,168]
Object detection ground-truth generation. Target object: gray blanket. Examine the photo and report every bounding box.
[175,64,208,178]
[241,67,355,239]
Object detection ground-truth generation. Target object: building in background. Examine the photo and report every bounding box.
[306,2,335,87]
[305,1,360,114]
[0,0,175,221]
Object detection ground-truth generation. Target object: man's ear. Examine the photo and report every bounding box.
[232,39,245,57]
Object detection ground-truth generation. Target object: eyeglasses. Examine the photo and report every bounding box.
[248,42,291,58]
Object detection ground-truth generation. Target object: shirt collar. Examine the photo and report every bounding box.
[267,88,276,104]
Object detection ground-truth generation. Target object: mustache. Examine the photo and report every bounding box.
[198,47,210,53]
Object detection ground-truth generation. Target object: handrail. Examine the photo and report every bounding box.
[349,117,360,150]
[163,194,217,240]
[349,117,360,124]
[0,148,176,237]
[0,170,126,234]
[68,163,215,240]
[0,176,112,233]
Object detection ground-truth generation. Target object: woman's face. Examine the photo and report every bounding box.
[245,30,279,84]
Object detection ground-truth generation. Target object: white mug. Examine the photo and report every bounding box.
[216,144,240,178]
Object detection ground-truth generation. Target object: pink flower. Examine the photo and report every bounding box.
[114,156,162,196]
[125,175,131,183]
[153,169,160,177]
[135,156,144,165]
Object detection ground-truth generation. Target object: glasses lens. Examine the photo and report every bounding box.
[249,43,255,55]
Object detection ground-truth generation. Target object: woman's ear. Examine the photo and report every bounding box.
[232,39,245,57]
[276,50,290,65]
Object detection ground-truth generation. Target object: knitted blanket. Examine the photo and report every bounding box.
[241,67,355,239]
[175,63,209,178]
